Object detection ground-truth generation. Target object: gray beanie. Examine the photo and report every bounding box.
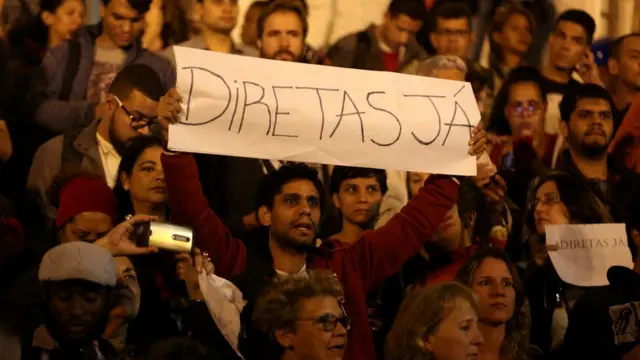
[39,242,117,286]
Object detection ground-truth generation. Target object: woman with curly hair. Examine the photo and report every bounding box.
[455,248,533,360]
[253,269,349,360]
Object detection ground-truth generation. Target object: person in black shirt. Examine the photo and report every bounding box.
[557,83,640,224]
[540,10,600,136]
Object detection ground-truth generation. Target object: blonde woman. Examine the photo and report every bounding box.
[386,282,484,360]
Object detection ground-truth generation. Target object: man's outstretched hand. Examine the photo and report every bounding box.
[96,215,159,256]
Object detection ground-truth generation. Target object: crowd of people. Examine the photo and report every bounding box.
[0,0,640,359]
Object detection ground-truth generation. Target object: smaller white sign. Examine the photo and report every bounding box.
[546,224,633,287]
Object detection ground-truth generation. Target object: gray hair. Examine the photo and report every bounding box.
[411,55,467,77]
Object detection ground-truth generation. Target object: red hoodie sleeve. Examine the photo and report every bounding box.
[347,175,459,292]
[610,95,640,172]
[162,153,247,279]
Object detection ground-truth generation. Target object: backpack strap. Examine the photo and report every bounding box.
[352,30,372,70]
[59,39,81,101]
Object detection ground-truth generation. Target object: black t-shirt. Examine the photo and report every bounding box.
[564,267,640,359]
[539,75,581,96]
[539,75,581,134]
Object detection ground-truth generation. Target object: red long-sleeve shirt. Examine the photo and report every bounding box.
[161,153,458,360]
[610,95,640,173]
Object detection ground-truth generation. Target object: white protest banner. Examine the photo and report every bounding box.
[546,224,633,287]
[169,47,481,175]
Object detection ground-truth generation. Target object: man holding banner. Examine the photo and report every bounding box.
[153,85,487,360]
[160,132,486,360]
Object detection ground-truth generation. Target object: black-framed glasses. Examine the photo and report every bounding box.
[298,313,352,332]
[114,96,157,131]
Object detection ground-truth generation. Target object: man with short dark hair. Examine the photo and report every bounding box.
[256,0,308,62]
[557,83,640,224]
[29,0,175,134]
[27,63,178,237]
[429,1,475,60]
[608,33,640,122]
[541,9,601,135]
[26,241,118,359]
[326,0,427,72]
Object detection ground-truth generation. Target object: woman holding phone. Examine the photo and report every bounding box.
[112,136,222,354]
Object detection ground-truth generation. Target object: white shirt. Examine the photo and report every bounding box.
[378,37,406,63]
[260,159,285,175]
[96,133,121,188]
[275,264,308,278]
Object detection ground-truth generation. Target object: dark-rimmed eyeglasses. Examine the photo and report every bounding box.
[114,96,158,131]
[297,313,352,332]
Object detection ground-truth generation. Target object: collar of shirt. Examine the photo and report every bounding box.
[377,38,406,61]
[96,133,121,188]
[275,264,308,278]
[96,133,119,160]
[261,159,284,174]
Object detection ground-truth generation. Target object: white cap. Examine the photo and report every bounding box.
[39,242,116,286]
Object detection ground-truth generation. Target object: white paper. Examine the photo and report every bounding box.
[546,224,633,287]
[198,272,247,358]
[169,46,481,176]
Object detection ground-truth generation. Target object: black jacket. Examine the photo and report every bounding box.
[556,150,640,223]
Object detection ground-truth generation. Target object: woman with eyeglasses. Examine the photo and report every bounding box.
[486,66,563,210]
[524,171,613,355]
[455,248,534,360]
[385,282,484,360]
[253,269,350,360]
